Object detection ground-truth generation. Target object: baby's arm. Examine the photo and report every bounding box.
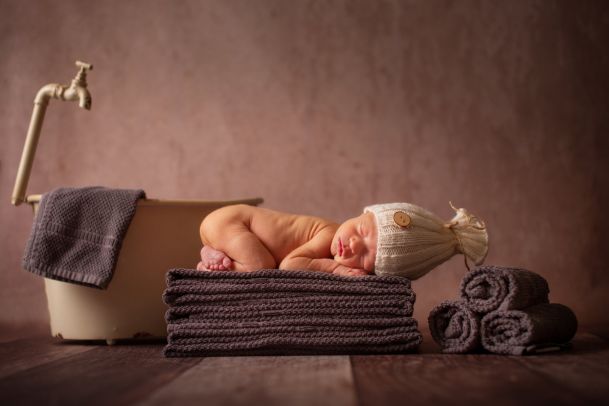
[279,227,367,276]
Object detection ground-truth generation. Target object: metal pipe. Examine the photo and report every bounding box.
[11,61,93,206]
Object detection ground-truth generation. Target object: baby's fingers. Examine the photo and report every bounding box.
[332,267,367,277]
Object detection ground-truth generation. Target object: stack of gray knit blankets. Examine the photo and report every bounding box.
[428,266,578,355]
[163,268,422,357]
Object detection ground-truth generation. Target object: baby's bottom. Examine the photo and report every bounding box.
[198,226,277,272]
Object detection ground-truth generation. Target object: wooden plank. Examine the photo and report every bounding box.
[351,352,590,406]
[138,355,357,406]
[0,343,198,405]
[510,333,609,404]
[0,323,49,344]
[587,324,609,341]
[0,337,94,379]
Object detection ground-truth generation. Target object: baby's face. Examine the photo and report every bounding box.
[331,212,377,273]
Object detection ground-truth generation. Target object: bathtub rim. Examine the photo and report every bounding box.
[25,194,264,207]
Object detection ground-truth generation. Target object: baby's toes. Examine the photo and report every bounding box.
[222,257,232,269]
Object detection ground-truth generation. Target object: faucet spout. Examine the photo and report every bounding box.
[63,85,92,110]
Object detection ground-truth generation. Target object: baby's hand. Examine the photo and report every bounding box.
[332,265,369,277]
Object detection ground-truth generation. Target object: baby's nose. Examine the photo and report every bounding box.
[349,236,362,253]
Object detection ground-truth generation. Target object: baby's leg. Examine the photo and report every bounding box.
[200,206,277,272]
[220,227,277,272]
[199,246,233,271]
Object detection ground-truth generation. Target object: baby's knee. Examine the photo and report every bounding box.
[200,206,242,244]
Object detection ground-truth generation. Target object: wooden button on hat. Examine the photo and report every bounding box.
[393,211,411,227]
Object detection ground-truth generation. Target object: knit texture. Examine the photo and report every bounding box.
[428,266,577,355]
[460,266,549,313]
[164,268,421,356]
[364,202,488,279]
[481,303,578,355]
[22,186,145,289]
[427,300,481,353]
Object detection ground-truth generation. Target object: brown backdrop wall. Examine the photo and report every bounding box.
[1,0,608,331]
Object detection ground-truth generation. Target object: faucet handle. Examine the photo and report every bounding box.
[76,61,93,71]
[73,61,93,87]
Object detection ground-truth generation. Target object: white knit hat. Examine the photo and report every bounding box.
[364,202,489,279]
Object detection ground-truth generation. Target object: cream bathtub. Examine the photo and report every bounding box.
[12,61,263,343]
[27,196,262,343]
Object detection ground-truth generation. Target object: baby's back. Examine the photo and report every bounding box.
[247,206,337,263]
[202,205,338,265]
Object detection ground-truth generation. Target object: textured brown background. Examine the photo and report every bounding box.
[1,0,608,332]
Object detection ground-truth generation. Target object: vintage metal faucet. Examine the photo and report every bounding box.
[11,61,93,206]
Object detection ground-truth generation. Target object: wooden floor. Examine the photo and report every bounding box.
[1,326,608,406]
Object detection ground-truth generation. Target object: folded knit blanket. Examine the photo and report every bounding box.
[164,268,420,356]
[428,300,481,353]
[22,186,145,289]
[165,268,413,296]
[165,318,422,357]
[481,303,578,355]
[168,316,412,330]
[460,266,549,313]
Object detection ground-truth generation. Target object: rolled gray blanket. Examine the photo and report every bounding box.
[165,318,422,357]
[460,266,549,313]
[481,303,578,355]
[428,300,481,353]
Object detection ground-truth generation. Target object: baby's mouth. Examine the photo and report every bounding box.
[338,238,344,257]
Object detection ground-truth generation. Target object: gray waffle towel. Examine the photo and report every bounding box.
[460,266,549,313]
[22,186,145,289]
[164,268,421,356]
[481,303,578,355]
[428,300,481,353]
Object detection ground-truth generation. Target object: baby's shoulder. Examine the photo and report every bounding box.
[292,214,338,240]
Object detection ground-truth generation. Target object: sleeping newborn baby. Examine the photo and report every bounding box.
[198,202,488,279]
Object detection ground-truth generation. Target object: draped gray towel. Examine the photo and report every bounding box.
[164,268,421,356]
[481,303,578,355]
[428,300,481,353]
[22,186,145,289]
[460,266,549,313]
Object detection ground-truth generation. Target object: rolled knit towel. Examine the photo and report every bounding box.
[428,300,481,353]
[22,186,145,288]
[460,266,549,313]
[165,318,422,357]
[481,303,578,355]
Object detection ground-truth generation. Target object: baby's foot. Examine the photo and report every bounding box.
[200,246,233,271]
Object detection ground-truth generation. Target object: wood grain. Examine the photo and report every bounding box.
[139,355,357,406]
[0,343,198,406]
[1,332,609,405]
[351,352,592,405]
[510,333,609,403]
[0,337,94,379]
